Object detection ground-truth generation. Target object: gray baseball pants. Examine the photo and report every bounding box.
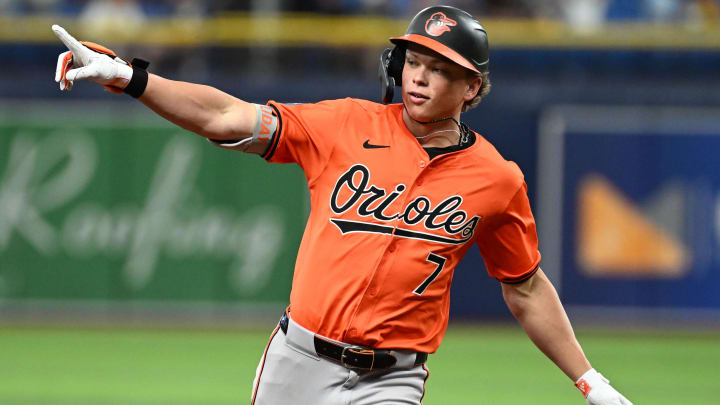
[251,313,429,404]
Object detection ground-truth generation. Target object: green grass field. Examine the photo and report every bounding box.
[1,324,718,404]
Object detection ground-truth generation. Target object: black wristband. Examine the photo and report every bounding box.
[123,66,148,98]
[123,58,150,98]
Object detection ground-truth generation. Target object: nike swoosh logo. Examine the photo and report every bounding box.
[363,140,389,149]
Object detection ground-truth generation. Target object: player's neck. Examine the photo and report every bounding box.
[402,109,462,148]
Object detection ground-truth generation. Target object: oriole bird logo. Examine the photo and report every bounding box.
[424,12,457,37]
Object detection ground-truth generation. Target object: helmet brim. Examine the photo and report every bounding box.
[390,34,481,74]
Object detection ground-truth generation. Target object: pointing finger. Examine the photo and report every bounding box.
[51,25,90,65]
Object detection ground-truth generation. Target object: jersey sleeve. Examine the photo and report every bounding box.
[475,181,542,283]
[263,98,353,182]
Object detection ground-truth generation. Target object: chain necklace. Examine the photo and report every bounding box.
[403,103,470,146]
[415,125,470,146]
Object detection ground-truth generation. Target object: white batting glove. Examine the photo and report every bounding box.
[575,369,633,405]
[52,24,133,92]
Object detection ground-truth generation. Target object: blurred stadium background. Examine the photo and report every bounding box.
[2,0,720,404]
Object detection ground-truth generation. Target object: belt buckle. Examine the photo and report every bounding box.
[340,345,375,370]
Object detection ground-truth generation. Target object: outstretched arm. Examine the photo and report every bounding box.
[139,74,256,141]
[501,268,590,380]
[502,269,633,405]
[52,25,256,142]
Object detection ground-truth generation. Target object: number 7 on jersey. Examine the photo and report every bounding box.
[414,253,447,295]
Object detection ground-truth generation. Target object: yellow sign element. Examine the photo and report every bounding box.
[2,15,720,49]
[577,175,690,277]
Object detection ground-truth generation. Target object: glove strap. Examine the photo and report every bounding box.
[575,368,609,398]
[123,58,150,98]
[575,377,592,398]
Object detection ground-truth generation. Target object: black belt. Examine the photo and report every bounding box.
[279,312,427,370]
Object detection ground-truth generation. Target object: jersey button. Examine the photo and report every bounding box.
[419,160,426,168]
[368,287,378,296]
[347,328,358,338]
[388,243,396,252]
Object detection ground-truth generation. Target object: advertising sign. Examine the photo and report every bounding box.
[0,102,307,308]
[538,106,720,310]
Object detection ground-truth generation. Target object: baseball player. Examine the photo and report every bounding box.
[52,5,633,405]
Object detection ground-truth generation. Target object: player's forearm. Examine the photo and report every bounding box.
[138,74,256,140]
[502,269,591,381]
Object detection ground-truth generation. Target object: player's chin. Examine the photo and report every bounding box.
[404,101,435,122]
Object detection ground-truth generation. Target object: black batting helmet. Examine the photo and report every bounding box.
[379,5,489,104]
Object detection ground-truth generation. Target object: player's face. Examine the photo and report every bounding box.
[401,44,481,122]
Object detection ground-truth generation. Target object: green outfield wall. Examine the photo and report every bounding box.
[0,102,306,307]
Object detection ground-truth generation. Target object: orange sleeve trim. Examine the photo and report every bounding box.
[498,264,539,284]
[261,103,283,161]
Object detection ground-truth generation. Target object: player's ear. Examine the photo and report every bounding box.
[464,75,482,102]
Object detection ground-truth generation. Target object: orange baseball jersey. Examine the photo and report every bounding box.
[259,98,540,353]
